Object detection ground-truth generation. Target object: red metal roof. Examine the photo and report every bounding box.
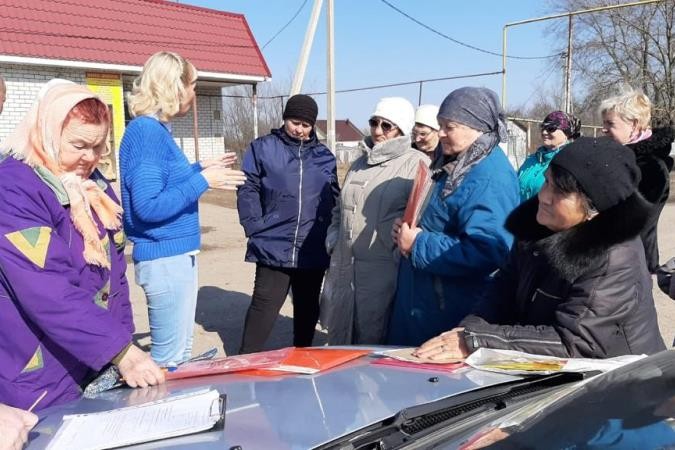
[315,119,365,142]
[0,0,271,79]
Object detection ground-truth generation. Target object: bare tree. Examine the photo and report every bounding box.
[548,0,675,125]
[220,83,286,157]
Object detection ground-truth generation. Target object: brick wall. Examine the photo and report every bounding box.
[0,64,86,141]
[1,66,228,174]
[122,78,227,163]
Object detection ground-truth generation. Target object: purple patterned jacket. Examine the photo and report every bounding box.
[0,156,133,411]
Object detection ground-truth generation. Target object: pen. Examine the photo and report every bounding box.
[28,390,48,412]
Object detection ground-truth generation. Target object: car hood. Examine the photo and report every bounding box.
[28,351,521,449]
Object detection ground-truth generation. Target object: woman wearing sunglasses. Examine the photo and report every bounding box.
[388,87,520,346]
[518,111,581,202]
[321,97,429,345]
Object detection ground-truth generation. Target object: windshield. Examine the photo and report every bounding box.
[457,349,675,450]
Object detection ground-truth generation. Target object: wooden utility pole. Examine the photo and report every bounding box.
[326,0,336,152]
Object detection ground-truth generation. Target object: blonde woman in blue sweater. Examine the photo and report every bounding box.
[119,52,245,365]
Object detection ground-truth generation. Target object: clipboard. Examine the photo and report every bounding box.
[47,389,226,450]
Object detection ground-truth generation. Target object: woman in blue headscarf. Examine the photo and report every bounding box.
[388,87,520,346]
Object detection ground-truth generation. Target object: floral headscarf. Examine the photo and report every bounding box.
[0,80,122,268]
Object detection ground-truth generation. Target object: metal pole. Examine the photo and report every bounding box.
[252,83,259,139]
[418,81,423,106]
[502,25,507,109]
[192,94,200,162]
[564,15,573,113]
[326,0,336,153]
[290,0,324,96]
[501,0,663,112]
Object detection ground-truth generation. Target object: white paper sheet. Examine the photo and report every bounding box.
[465,348,645,375]
[46,389,222,450]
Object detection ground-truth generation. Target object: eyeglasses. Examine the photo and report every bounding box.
[369,118,398,133]
[540,124,559,134]
[412,130,433,139]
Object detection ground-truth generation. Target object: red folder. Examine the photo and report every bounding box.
[166,348,369,380]
[402,161,433,228]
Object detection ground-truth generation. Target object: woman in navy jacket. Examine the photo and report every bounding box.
[237,95,340,353]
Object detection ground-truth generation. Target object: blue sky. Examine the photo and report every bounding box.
[184,0,564,127]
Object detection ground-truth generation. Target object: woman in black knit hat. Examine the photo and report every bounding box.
[237,94,340,353]
[415,136,666,361]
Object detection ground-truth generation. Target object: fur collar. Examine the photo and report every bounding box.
[506,194,651,281]
[628,127,674,167]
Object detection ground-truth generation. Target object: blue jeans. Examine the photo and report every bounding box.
[134,253,198,366]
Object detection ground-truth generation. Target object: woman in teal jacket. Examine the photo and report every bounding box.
[518,111,581,201]
[387,87,520,346]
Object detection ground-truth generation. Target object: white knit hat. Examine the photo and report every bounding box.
[371,97,415,135]
[415,104,440,131]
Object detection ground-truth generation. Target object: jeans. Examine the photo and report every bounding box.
[239,264,325,354]
[134,253,198,366]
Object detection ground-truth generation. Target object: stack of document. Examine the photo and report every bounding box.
[47,389,224,450]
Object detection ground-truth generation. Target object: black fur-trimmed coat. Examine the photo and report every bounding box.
[461,194,666,358]
[629,126,674,272]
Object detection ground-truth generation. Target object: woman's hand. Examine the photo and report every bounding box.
[0,403,38,450]
[201,166,247,190]
[414,327,470,361]
[200,152,237,169]
[117,345,165,388]
[397,221,422,257]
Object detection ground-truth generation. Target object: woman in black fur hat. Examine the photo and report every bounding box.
[415,137,666,360]
[600,89,674,273]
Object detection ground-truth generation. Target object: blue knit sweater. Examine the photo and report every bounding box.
[119,116,208,262]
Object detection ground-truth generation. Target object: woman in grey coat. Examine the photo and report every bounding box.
[320,97,430,345]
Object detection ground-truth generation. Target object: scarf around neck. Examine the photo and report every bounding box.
[0,80,122,268]
[437,132,498,198]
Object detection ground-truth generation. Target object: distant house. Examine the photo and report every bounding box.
[314,119,365,165]
[0,0,270,179]
[501,119,529,169]
[315,119,365,148]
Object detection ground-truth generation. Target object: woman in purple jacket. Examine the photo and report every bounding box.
[0,81,163,411]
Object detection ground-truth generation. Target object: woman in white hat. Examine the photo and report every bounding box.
[320,97,429,345]
[412,104,443,169]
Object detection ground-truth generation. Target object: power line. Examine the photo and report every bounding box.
[214,71,503,100]
[262,0,310,50]
[303,71,503,96]
[379,0,564,61]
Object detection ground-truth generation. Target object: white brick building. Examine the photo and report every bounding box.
[0,0,271,179]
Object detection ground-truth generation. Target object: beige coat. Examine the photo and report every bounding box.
[320,136,430,344]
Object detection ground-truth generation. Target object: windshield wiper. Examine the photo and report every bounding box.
[316,372,585,450]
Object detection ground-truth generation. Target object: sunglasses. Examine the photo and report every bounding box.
[540,124,559,133]
[368,118,398,133]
